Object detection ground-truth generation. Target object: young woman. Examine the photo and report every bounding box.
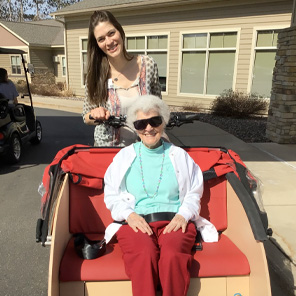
[83,10,162,146]
[104,95,218,296]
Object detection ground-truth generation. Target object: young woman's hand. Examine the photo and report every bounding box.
[163,214,188,234]
[90,107,110,121]
[85,107,111,125]
[127,212,153,235]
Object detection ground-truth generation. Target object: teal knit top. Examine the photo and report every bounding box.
[125,141,181,215]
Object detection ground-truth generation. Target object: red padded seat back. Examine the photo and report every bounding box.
[200,177,227,232]
[69,175,228,234]
[69,181,113,234]
[68,147,228,234]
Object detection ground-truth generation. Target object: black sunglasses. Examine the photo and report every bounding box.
[133,116,163,130]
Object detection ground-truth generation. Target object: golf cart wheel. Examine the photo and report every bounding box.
[7,133,22,163]
[30,120,42,145]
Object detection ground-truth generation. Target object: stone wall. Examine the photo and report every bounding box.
[267,26,296,143]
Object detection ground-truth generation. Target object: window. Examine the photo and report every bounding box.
[11,55,21,74]
[62,56,66,77]
[81,39,88,85]
[126,35,168,92]
[180,32,237,96]
[251,30,279,97]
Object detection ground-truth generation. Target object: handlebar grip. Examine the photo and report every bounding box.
[88,114,126,128]
[177,114,199,122]
[166,113,199,128]
[89,114,102,124]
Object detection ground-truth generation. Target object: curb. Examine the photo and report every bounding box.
[19,96,84,114]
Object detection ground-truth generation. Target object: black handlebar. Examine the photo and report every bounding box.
[89,114,127,128]
[89,113,198,129]
[166,113,199,128]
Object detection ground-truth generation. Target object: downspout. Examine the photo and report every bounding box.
[27,46,31,83]
[292,0,296,26]
[54,17,69,90]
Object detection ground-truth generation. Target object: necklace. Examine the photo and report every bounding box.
[113,73,122,82]
[138,141,165,198]
[111,59,130,82]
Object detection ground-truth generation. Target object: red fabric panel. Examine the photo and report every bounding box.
[185,148,245,179]
[186,148,224,172]
[200,177,227,232]
[69,183,113,234]
[59,234,250,282]
[61,148,120,180]
[41,146,246,215]
[191,234,250,277]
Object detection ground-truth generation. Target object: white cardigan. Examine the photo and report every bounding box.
[103,144,218,243]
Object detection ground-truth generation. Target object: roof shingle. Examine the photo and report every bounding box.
[0,20,64,47]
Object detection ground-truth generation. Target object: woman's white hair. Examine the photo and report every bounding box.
[126,95,170,129]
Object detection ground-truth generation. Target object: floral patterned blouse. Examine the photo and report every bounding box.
[82,55,162,147]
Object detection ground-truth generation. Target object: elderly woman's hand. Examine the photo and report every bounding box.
[163,214,188,234]
[127,212,153,235]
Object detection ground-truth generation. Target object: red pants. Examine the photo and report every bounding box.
[116,220,196,296]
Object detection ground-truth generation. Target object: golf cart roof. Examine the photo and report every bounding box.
[0,48,26,55]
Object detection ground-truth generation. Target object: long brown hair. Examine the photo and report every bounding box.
[86,10,132,105]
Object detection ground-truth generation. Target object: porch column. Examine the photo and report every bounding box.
[266,26,296,143]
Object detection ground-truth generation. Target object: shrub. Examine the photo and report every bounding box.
[15,80,74,97]
[183,102,202,112]
[210,89,269,118]
[15,80,28,93]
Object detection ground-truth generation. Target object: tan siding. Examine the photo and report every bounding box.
[64,20,89,95]
[0,26,27,47]
[30,48,54,69]
[0,53,27,81]
[29,48,56,84]
[65,1,292,107]
[0,55,9,68]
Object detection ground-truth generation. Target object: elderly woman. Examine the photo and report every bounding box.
[104,95,218,296]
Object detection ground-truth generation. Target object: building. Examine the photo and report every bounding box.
[52,0,293,108]
[0,19,66,84]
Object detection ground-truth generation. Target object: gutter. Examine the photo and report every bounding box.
[50,0,226,17]
[51,0,288,18]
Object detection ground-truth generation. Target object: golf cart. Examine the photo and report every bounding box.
[0,47,42,163]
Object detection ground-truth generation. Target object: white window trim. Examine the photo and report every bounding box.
[10,54,22,76]
[61,55,66,77]
[247,25,288,95]
[177,28,240,99]
[126,32,170,95]
[80,36,88,88]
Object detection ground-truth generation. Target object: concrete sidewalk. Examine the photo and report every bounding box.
[169,119,296,295]
[24,95,296,294]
